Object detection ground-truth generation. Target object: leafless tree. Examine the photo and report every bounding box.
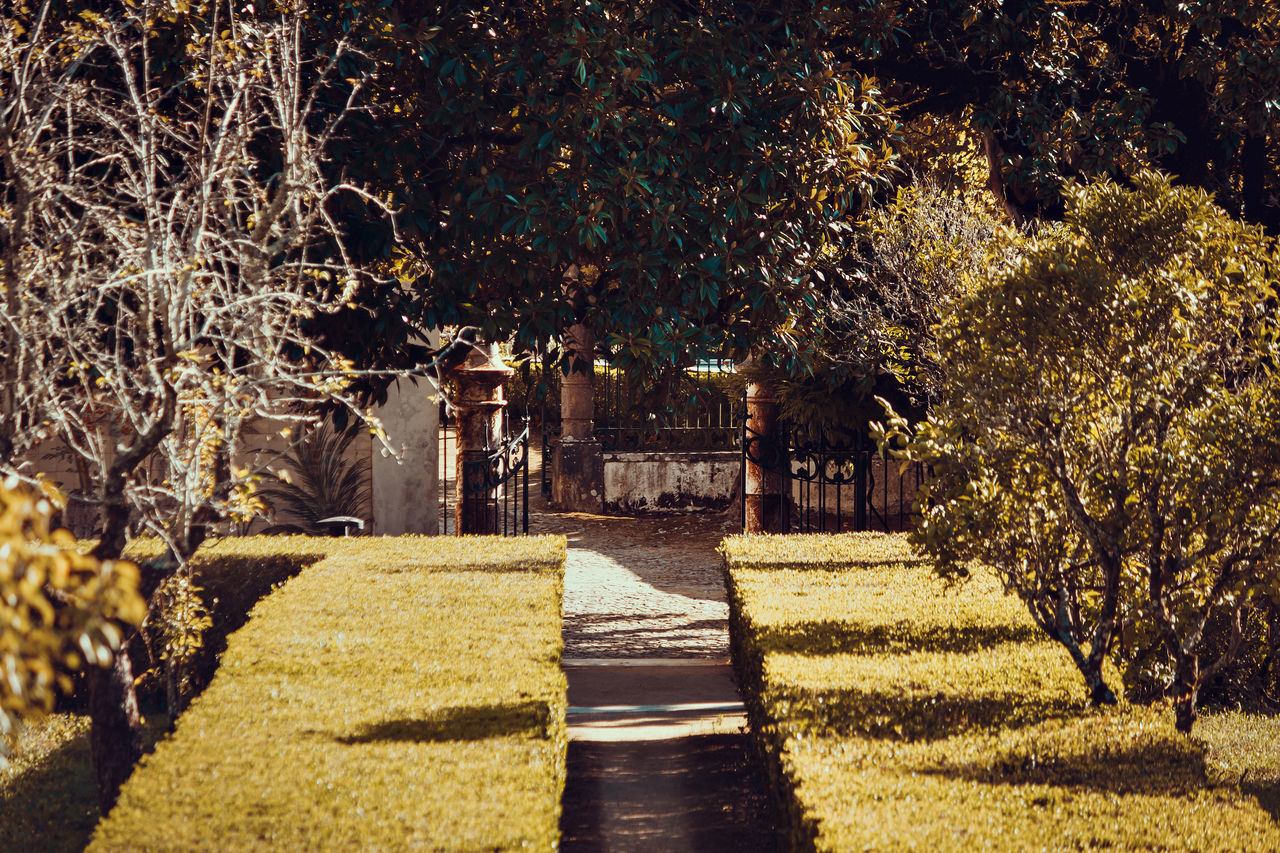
[0,0,395,808]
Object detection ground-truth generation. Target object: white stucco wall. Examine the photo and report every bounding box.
[602,450,739,513]
[372,374,441,535]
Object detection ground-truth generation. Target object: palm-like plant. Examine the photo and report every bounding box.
[257,423,370,534]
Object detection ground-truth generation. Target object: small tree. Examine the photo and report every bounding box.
[1,1,393,805]
[744,184,1008,435]
[875,172,1280,732]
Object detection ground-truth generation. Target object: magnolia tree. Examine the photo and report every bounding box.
[875,173,1280,733]
[0,1,396,806]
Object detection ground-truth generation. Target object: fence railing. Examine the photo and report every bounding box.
[596,359,740,452]
[440,418,530,536]
[741,420,926,534]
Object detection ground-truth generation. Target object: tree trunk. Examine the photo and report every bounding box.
[1173,654,1201,734]
[1089,674,1118,706]
[87,645,142,814]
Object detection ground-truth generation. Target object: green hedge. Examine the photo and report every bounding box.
[723,533,1280,852]
[92,535,568,851]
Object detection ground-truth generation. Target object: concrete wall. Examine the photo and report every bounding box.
[602,450,739,514]
[372,376,440,535]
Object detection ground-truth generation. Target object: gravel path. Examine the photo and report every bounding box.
[529,508,738,659]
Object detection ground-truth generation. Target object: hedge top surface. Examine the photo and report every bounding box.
[91,534,568,852]
[725,531,1280,851]
[127,533,566,573]
[721,531,924,569]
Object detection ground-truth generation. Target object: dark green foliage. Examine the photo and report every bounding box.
[825,3,1280,231]
[321,1,899,386]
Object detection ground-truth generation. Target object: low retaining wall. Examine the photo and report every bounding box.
[603,450,739,514]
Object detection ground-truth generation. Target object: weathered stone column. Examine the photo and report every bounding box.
[552,324,604,512]
[560,324,595,440]
[743,381,785,533]
[447,341,513,534]
[372,333,440,535]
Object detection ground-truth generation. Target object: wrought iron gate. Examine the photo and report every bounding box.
[442,419,530,535]
[741,420,926,534]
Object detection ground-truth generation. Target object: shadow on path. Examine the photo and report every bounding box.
[560,733,780,853]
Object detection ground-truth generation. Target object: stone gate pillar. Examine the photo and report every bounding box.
[552,324,604,512]
[743,381,785,533]
[447,341,513,534]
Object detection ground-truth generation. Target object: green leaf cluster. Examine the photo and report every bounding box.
[826,3,1280,231]
[333,1,899,378]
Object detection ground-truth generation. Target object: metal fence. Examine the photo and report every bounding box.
[596,359,740,452]
[538,359,740,496]
[440,417,530,536]
[741,420,926,534]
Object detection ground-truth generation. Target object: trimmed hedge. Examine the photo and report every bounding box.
[723,532,1280,851]
[123,538,328,702]
[91,535,568,851]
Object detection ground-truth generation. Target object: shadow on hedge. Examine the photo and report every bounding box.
[754,620,1041,656]
[0,715,170,853]
[337,700,552,744]
[774,687,1080,741]
[0,735,98,853]
[128,551,328,706]
[922,734,1211,796]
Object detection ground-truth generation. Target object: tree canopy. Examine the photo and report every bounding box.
[322,0,900,380]
[826,2,1279,231]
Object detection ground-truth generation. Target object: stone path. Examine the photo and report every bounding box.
[528,502,779,852]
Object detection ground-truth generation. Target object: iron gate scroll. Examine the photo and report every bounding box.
[742,419,926,534]
[458,421,530,536]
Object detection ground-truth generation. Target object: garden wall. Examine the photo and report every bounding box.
[603,450,739,513]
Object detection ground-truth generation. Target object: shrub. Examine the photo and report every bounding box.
[122,538,327,710]
[743,184,1008,436]
[0,479,144,763]
[91,535,567,851]
[723,533,1280,851]
[875,172,1280,731]
[256,422,371,534]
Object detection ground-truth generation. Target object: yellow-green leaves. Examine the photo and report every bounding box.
[0,479,144,763]
[877,172,1280,721]
[724,533,1280,851]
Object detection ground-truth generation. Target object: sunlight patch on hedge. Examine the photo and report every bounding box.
[724,532,1280,851]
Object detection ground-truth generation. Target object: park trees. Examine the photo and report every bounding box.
[0,0,391,805]
[875,173,1280,732]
